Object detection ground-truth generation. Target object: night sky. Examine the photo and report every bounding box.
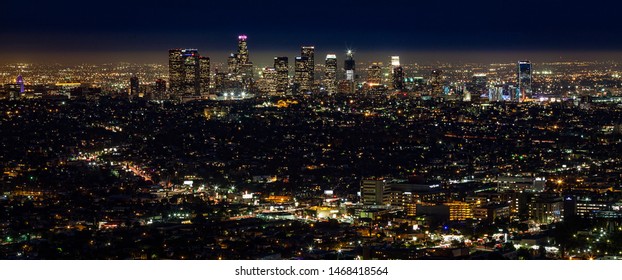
[2,0,621,64]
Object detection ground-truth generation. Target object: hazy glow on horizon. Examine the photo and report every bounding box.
[3,50,622,66]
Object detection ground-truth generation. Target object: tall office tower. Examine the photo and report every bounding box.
[16,75,24,93]
[214,70,227,92]
[301,46,315,73]
[301,46,315,90]
[344,50,355,81]
[237,35,249,65]
[199,56,210,95]
[182,49,200,96]
[294,56,311,94]
[168,48,202,96]
[258,67,277,95]
[154,79,167,98]
[227,53,238,75]
[392,66,404,91]
[130,75,139,96]
[274,56,289,95]
[367,63,382,84]
[517,61,532,101]
[168,49,184,93]
[390,56,400,68]
[324,54,337,94]
[390,56,403,90]
[234,35,254,89]
[239,60,254,89]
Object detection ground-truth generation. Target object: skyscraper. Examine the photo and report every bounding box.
[15,75,24,93]
[168,49,206,96]
[199,56,210,95]
[235,35,253,89]
[390,56,403,91]
[367,63,382,84]
[390,56,400,68]
[300,46,315,91]
[237,35,249,65]
[228,53,238,75]
[301,46,315,75]
[214,70,227,92]
[182,49,200,96]
[324,54,337,94]
[130,75,139,96]
[344,50,355,81]
[258,67,277,95]
[294,56,311,94]
[274,57,289,95]
[518,61,532,101]
[168,49,184,94]
[392,66,404,91]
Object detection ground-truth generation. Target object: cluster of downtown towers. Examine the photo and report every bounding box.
[167,35,384,97]
[167,34,533,99]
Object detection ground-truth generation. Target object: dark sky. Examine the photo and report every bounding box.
[2,0,621,64]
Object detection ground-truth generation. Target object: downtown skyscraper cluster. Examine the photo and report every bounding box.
[164,34,534,104]
[168,49,210,96]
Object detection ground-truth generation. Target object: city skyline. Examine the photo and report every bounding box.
[5,49,622,66]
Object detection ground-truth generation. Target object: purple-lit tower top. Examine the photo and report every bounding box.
[16,75,24,93]
[237,34,249,65]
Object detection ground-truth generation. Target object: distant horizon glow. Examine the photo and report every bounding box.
[3,50,622,66]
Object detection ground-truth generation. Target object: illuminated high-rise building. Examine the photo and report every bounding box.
[367,63,382,84]
[168,49,203,96]
[274,56,289,95]
[300,46,315,91]
[344,50,355,81]
[237,35,249,65]
[182,49,200,96]
[392,66,404,91]
[258,67,277,95]
[390,56,403,90]
[16,75,24,93]
[301,46,315,74]
[130,75,139,96]
[324,54,337,94]
[168,49,184,93]
[239,61,254,89]
[214,70,227,92]
[199,56,210,95]
[227,53,238,75]
[390,56,400,68]
[517,61,532,101]
[234,35,253,89]
[294,56,311,94]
